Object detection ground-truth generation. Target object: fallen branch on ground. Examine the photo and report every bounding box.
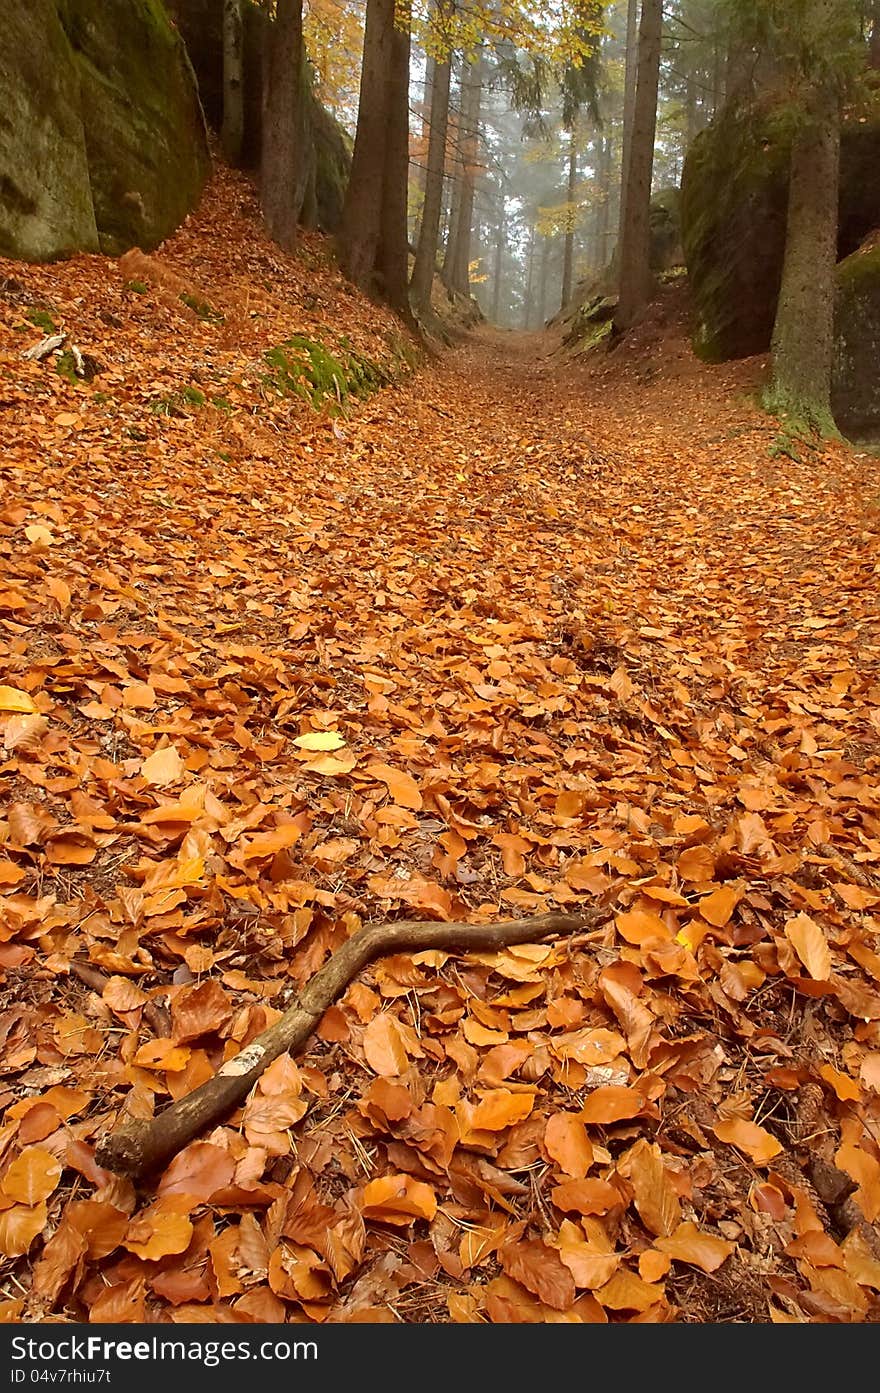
[95,910,603,1182]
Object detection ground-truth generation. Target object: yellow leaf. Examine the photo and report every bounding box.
[140,745,185,787]
[25,524,54,546]
[655,1220,734,1273]
[301,750,358,775]
[0,686,36,714]
[785,913,831,981]
[293,731,346,751]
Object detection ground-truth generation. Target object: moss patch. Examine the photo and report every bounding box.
[262,333,414,414]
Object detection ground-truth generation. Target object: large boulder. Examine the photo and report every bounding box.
[681,79,880,361]
[168,0,352,233]
[0,0,209,262]
[833,234,880,437]
[0,0,99,260]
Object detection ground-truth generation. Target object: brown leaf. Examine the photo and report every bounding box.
[1,1147,62,1205]
[544,1114,594,1179]
[171,980,233,1043]
[0,1203,47,1258]
[158,1142,236,1201]
[500,1239,576,1310]
[580,1085,645,1125]
[362,1011,410,1077]
[784,913,832,981]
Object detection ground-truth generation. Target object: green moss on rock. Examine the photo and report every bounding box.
[0,0,209,262]
[681,81,880,363]
[833,237,880,438]
[0,0,99,259]
[263,334,407,414]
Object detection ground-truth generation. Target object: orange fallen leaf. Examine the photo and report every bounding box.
[359,1174,437,1224]
[1,1147,63,1205]
[655,1221,735,1273]
[785,913,831,981]
[713,1117,782,1165]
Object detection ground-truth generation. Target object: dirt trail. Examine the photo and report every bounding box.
[2,186,880,1323]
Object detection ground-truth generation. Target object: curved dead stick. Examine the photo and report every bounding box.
[95,910,600,1181]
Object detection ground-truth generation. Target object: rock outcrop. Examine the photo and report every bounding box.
[0,0,209,262]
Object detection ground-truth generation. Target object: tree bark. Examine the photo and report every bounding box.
[339,0,394,288]
[377,6,414,321]
[613,0,661,331]
[411,26,452,317]
[596,132,612,269]
[560,132,578,310]
[221,0,245,166]
[492,208,505,322]
[447,45,483,296]
[538,233,550,325]
[96,911,603,1181]
[522,223,535,328]
[260,0,309,252]
[871,0,880,65]
[616,0,639,264]
[767,81,841,433]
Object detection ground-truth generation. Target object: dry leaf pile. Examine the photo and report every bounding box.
[1,166,880,1324]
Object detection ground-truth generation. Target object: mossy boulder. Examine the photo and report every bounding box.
[681,79,880,362]
[0,0,209,261]
[833,235,880,437]
[169,0,351,233]
[0,0,99,259]
[649,186,684,271]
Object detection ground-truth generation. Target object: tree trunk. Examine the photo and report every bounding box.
[538,233,550,325]
[613,0,661,332]
[871,0,880,66]
[767,82,841,433]
[411,30,452,316]
[447,46,483,296]
[492,209,505,322]
[376,7,413,320]
[339,0,394,288]
[522,224,535,328]
[221,0,244,165]
[597,132,612,268]
[560,132,578,310]
[616,0,639,264]
[260,0,308,252]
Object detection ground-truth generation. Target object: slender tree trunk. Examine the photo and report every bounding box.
[492,209,505,322]
[339,0,394,287]
[597,133,611,269]
[411,26,452,316]
[441,60,463,287]
[222,0,244,165]
[561,132,578,309]
[416,47,436,236]
[538,234,550,325]
[767,82,841,432]
[871,0,880,65]
[614,0,661,331]
[522,224,536,329]
[376,6,413,321]
[448,45,483,296]
[261,0,308,251]
[616,0,639,263]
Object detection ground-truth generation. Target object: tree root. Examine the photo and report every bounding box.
[95,910,602,1183]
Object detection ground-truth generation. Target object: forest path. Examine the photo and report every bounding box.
[4,223,880,1323]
